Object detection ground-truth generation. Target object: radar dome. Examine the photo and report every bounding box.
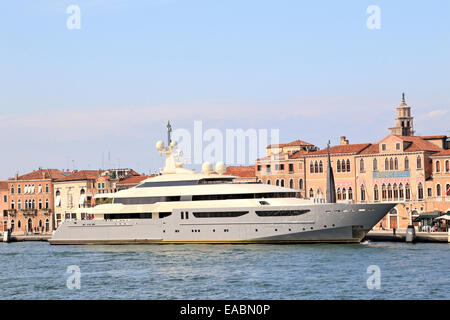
[201,162,213,174]
[215,162,226,175]
[156,140,165,151]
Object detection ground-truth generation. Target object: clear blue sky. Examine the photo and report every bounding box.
[1,0,449,179]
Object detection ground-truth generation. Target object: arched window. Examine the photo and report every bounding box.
[267,180,271,185]
[385,158,389,170]
[418,183,424,200]
[435,161,441,173]
[337,188,342,200]
[348,187,353,200]
[404,157,409,170]
[342,188,347,200]
[276,179,280,186]
[446,160,450,173]
[446,184,450,197]
[38,199,42,210]
[374,185,379,202]
[394,158,398,170]
[32,199,35,209]
[17,220,21,229]
[309,188,314,198]
[389,158,394,171]
[405,183,411,200]
[436,184,441,197]
[11,199,15,209]
[310,162,314,173]
[360,185,366,201]
[314,161,318,173]
[39,220,43,228]
[387,183,393,201]
[393,183,398,200]
[289,179,294,189]
[280,179,285,187]
[45,199,49,209]
[319,161,323,173]
[337,160,341,173]
[45,219,50,232]
[417,156,422,169]
[346,159,350,172]
[10,185,14,194]
[373,158,377,171]
[299,179,303,189]
[399,183,404,200]
[11,219,15,231]
[18,199,22,210]
[360,159,364,173]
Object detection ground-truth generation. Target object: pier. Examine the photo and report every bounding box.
[365,230,448,243]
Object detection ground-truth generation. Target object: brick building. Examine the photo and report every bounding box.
[5,169,68,235]
[0,181,8,233]
[254,95,450,230]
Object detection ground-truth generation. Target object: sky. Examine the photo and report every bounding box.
[0,0,449,179]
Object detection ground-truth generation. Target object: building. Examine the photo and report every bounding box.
[5,169,68,235]
[116,174,152,191]
[0,181,8,233]
[224,166,257,182]
[254,95,450,230]
[53,170,104,227]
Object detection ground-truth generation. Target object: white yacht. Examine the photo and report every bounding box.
[49,126,395,245]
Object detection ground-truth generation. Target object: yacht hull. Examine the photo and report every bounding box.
[49,203,395,245]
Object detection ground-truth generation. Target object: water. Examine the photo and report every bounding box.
[0,241,448,300]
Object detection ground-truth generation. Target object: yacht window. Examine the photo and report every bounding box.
[192,211,248,218]
[259,201,270,205]
[181,212,184,219]
[255,210,310,216]
[185,212,189,219]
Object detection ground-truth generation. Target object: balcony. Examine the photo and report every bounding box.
[22,209,37,216]
[6,209,17,216]
[42,209,52,216]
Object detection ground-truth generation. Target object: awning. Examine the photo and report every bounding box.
[434,214,450,221]
[413,211,443,222]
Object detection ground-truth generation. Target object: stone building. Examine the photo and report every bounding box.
[53,170,103,227]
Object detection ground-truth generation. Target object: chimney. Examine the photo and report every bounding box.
[340,136,349,145]
[15,171,19,180]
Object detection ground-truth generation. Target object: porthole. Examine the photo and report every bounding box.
[275,229,278,231]
[310,227,313,230]
[255,229,258,232]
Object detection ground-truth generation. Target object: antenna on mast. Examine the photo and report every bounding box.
[167,120,172,145]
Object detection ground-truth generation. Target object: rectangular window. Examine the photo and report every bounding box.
[102,183,105,189]
[382,144,386,151]
[289,163,294,173]
[427,188,432,197]
[257,165,261,171]
[45,184,49,193]
[3,195,6,202]
[396,143,400,150]
[98,183,101,189]
[280,164,285,171]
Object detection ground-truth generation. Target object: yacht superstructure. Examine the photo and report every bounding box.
[49,126,395,245]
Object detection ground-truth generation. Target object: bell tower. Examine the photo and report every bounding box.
[389,93,414,136]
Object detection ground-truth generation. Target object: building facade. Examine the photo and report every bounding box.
[5,169,68,235]
[53,170,104,227]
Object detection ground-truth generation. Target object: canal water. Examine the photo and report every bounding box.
[0,241,448,300]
